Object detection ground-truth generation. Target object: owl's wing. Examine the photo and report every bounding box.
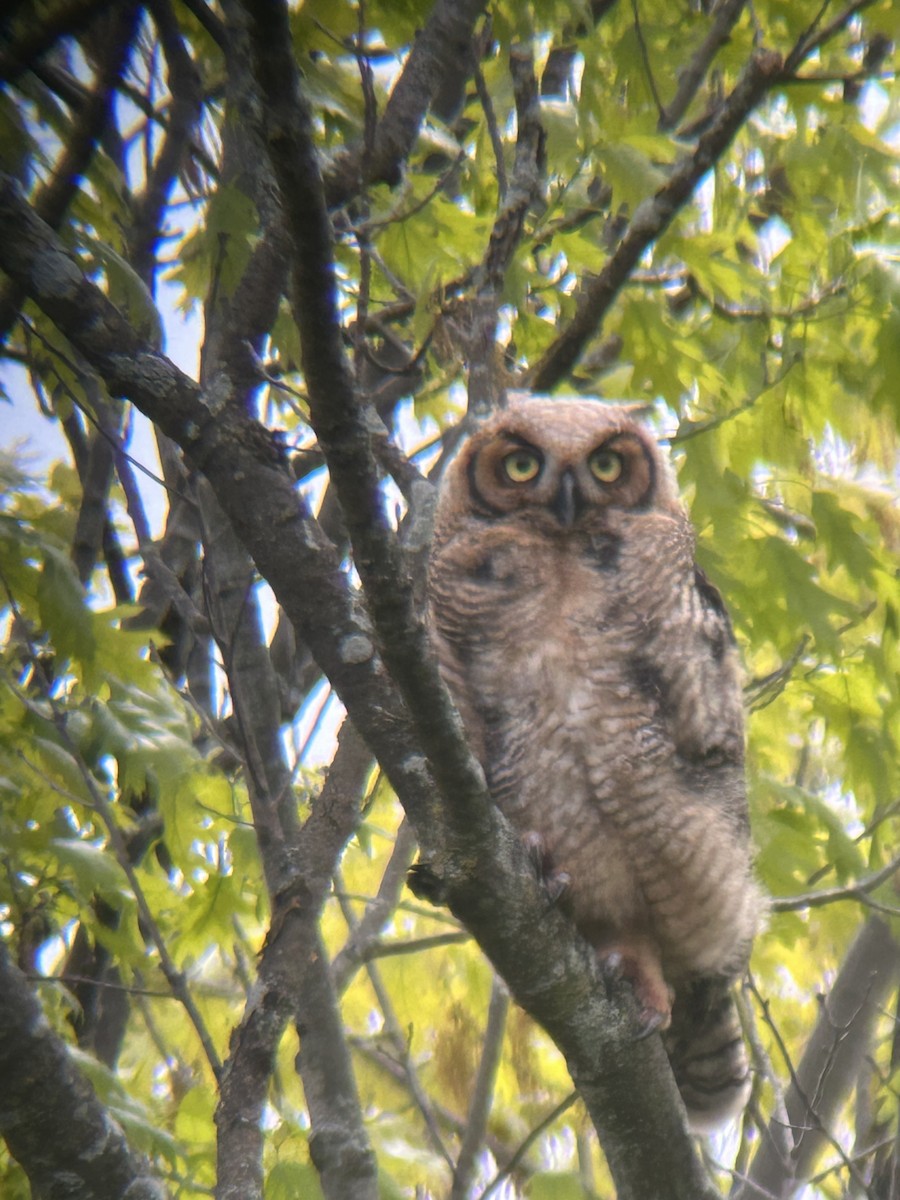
[631,564,745,773]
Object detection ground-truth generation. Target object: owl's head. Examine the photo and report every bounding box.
[444,396,681,530]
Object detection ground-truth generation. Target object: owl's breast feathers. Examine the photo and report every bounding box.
[428,512,759,975]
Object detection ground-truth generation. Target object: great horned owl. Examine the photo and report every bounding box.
[427,394,763,1131]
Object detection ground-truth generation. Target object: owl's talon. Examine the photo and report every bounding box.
[522,831,570,907]
[597,945,673,1036]
[633,1006,668,1040]
[545,869,571,904]
[598,949,624,982]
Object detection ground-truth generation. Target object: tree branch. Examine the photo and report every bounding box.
[0,166,724,1200]
[529,46,785,391]
[660,0,749,131]
[451,974,511,1199]
[332,818,418,994]
[0,3,140,343]
[482,1092,579,1198]
[0,0,113,83]
[323,0,489,209]
[129,0,204,285]
[466,41,545,412]
[735,918,900,1199]
[216,722,377,1200]
[771,851,900,914]
[0,945,168,1200]
[336,870,455,1171]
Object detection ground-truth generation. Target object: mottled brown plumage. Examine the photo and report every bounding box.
[427,395,763,1131]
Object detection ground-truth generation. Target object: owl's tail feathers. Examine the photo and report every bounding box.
[664,978,751,1134]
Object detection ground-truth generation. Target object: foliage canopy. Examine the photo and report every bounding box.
[0,0,899,1198]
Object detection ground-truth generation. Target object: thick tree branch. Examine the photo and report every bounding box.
[202,18,376,1191]
[323,0,488,209]
[240,0,490,838]
[0,945,167,1200]
[216,724,377,1200]
[297,937,380,1199]
[0,169,723,1200]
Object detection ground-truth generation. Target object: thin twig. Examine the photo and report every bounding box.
[771,851,900,914]
[358,931,471,960]
[630,0,666,124]
[746,973,873,1196]
[332,820,419,993]
[481,1092,579,1198]
[474,56,508,200]
[335,869,456,1171]
[451,974,510,1200]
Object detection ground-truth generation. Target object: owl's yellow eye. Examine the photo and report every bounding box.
[588,448,624,483]
[501,449,541,483]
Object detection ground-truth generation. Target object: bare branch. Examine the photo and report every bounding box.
[216,723,377,1200]
[771,852,900,914]
[482,1092,579,1198]
[0,3,141,343]
[736,919,900,1199]
[336,870,455,1172]
[783,0,880,73]
[451,974,511,1199]
[129,0,204,285]
[332,819,419,993]
[240,0,491,832]
[296,937,380,1200]
[467,41,545,412]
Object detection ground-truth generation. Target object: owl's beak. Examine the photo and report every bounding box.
[552,469,582,527]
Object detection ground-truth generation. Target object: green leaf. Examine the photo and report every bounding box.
[266,1162,324,1200]
[36,547,95,670]
[526,1171,586,1199]
[50,838,131,900]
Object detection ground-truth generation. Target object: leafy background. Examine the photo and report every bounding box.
[1,0,899,1197]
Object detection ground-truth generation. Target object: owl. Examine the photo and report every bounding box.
[426,394,763,1132]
